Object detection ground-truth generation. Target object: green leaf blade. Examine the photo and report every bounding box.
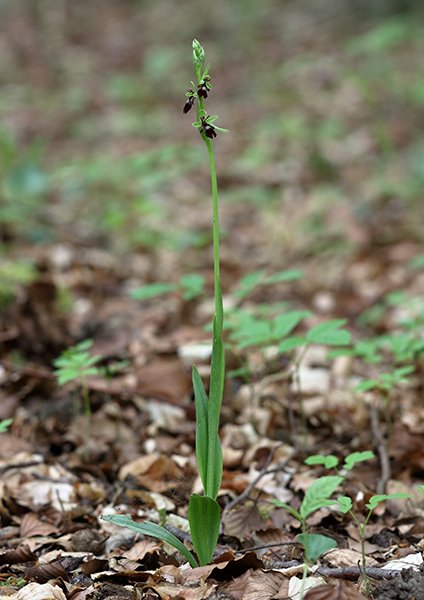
[305,455,339,470]
[273,310,310,339]
[102,515,198,568]
[297,533,337,563]
[192,366,209,494]
[277,336,306,354]
[130,283,177,300]
[188,494,221,566]
[300,476,343,519]
[306,320,351,346]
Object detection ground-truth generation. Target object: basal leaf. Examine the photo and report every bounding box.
[102,515,198,568]
[192,366,209,493]
[188,494,221,566]
[207,317,225,499]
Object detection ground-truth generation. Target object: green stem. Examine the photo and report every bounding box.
[205,137,223,333]
[196,69,225,500]
[299,563,308,600]
[350,511,370,599]
[299,519,309,600]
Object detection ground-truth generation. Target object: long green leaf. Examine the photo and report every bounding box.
[102,515,198,568]
[207,315,225,499]
[192,366,209,493]
[188,494,221,566]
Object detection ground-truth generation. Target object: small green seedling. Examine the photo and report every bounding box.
[103,39,228,568]
[328,337,383,364]
[53,339,102,459]
[0,576,26,588]
[230,314,351,448]
[0,418,13,433]
[233,269,304,304]
[305,451,375,493]
[355,365,415,441]
[130,273,206,302]
[335,493,411,598]
[271,476,343,600]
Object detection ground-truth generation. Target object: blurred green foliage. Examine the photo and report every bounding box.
[0,127,49,242]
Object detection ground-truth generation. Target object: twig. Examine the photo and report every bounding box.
[235,542,300,554]
[224,447,296,512]
[369,404,390,495]
[0,358,195,416]
[288,391,300,452]
[317,565,401,581]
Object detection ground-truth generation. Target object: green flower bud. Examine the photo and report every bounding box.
[192,39,205,75]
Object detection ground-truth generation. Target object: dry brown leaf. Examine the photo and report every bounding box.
[136,356,191,404]
[24,560,70,584]
[119,453,195,494]
[243,569,288,600]
[20,513,58,538]
[12,582,67,600]
[183,552,265,584]
[123,539,161,561]
[71,528,106,553]
[0,544,37,565]
[324,548,378,568]
[304,584,367,600]
[222,504,267,539]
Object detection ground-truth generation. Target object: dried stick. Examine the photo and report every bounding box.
[224,447,296,512]
[369,404,390,495]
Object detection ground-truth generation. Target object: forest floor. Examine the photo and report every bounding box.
[1,2,424,599]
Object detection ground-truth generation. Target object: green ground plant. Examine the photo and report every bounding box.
[0,258,36,314]
[271,476,343,600]
[0,576,26,588]
[335,493,411,598]
[0,126,49,241]
[53,339,102,459]
[103,40,228,568]
[305,450,375,493]
[130,273,206,302]
[271,475,411,600]
[229,313,351,447]
[0,418,13,433]
[354,366,415,441]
